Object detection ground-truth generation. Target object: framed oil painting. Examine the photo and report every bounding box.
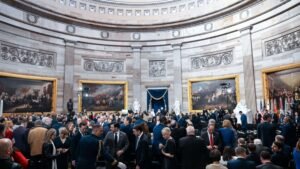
[78,80,128,112]
[262,63,300,113]
[0,72,57,113]
[188,75,240,113]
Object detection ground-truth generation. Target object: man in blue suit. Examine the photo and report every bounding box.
[152,116,166,160]
[240,111,247,133]
[227,147,256,169]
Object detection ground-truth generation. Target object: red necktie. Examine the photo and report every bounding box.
[210,133,214,146]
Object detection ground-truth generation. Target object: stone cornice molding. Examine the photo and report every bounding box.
[8,0,255,29]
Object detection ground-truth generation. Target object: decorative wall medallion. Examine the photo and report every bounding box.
[0,42,56,68]
[240,10,249,19]
[204,23,213,31]
[149,60,166,77]
[100,31,109,39]
[26,13,39,24]
[133,33,141,40]
[83,59,124,73]
[265,30,300,56]
[66,25,76,33]
[191,49,233,69]
[172,30,180,37]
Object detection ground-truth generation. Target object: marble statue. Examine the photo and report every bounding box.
[234,100,252,124]
[133,98,140,113]
[174,99,180,116]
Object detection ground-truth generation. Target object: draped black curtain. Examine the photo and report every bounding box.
[147,89,168,113]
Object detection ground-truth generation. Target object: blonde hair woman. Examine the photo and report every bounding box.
[42,128,60,169]
[218,120,235,149]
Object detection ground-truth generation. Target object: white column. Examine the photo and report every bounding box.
[240,26,257,123]
[131,45,142,107]
[172,43,183,111]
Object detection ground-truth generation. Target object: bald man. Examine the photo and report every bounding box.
[0,138,22,169]
[178,126,208,169]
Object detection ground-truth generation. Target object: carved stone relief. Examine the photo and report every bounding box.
[265,30,300,56]
[191,49,233,69]
[83,59,124,73]
[0,42,55,68]
[149,60,166,77]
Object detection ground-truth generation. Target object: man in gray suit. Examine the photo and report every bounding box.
[104,122,129,169]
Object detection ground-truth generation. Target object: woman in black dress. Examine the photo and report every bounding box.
[54,127,71,169]
[42,128,60,169]
[160,127,176,169]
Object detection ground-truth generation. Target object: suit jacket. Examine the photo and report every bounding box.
[256,162,283,169]
[178,135,208,169]
[76,134,101,169]
[42,142,60,169]
[281,123,297,147]
[103,130,129,160]
[201,131,221,149]
[28,127,48,156]
[227,158,256,169]
[257,122,276,148]
[152,123,166,153]
[246,152,261,166]
[71,130,83,161]
[135,133,151,169]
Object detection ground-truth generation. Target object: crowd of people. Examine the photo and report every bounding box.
[0,107,300,169]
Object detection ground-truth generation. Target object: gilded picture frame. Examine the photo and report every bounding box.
[78,80,128,113]
[0,72,57,113]
[262,63,300,112]
[188,75,240,113]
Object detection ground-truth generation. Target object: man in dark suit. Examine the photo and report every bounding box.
[256,151,283,169]
[227,147,256,169]
[280,116,297,147]
[104,122,129,169]
[76,124,104,169]
[178,126,208,169]
[71,121,87,168]
[257,114,276,148]
[133,124,151,169]
[200,123,221,151]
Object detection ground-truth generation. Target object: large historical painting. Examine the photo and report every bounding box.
[0,72,56,113]
[263,64,300,113]
[188,75,239,112]
[79,81,127,112]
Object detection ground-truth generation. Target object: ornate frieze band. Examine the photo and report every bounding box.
[265,29,300,56]
[191,49,233,69]
[0,42,56,68]
[83,59,124,73]
[149,60,166,77]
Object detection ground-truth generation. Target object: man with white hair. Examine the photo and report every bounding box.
[178,126,208,169]
[253,139,270,155]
